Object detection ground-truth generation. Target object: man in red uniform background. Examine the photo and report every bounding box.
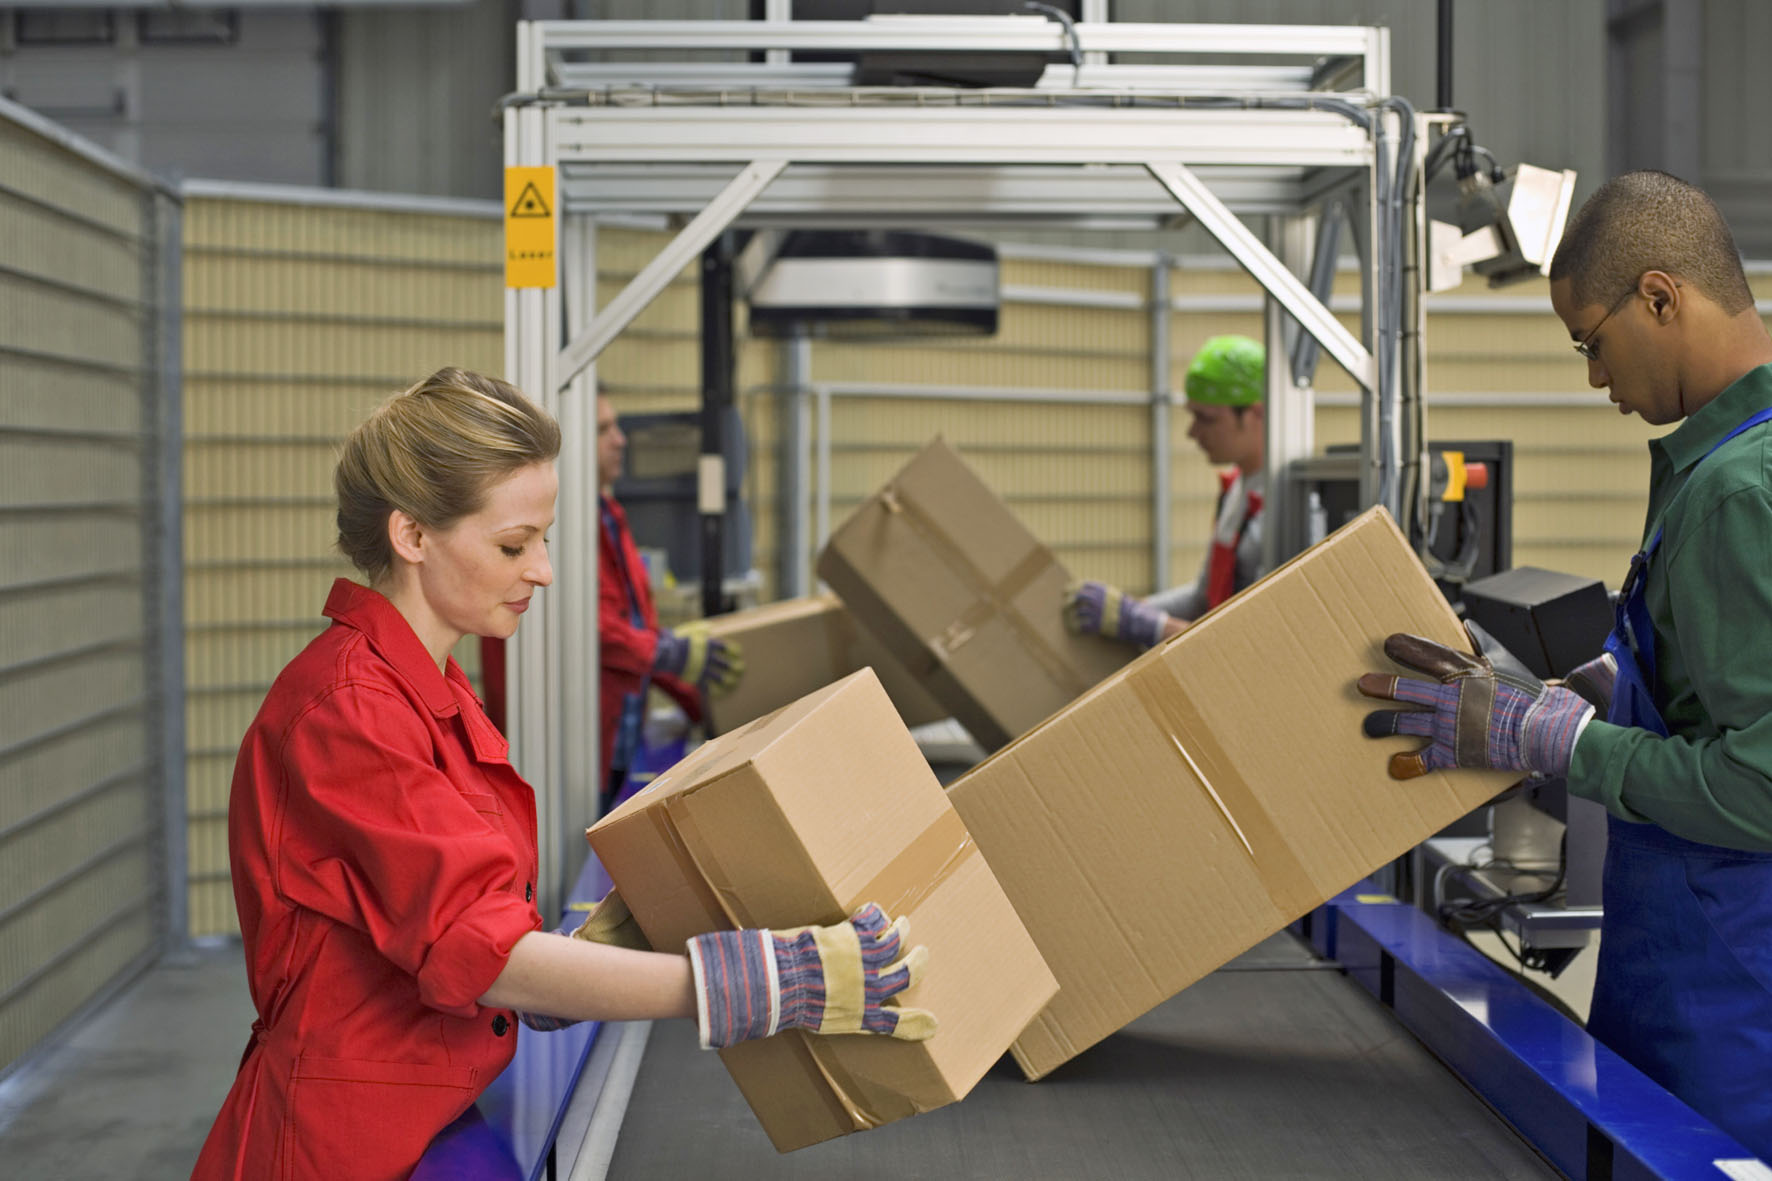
[594,394,741,807]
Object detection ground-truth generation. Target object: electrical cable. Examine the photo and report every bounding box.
[1022,2,1083,88]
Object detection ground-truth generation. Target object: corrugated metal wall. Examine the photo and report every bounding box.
[0,100,175,1074]
[180,187,505,936]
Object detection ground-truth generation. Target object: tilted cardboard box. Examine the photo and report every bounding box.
[947,507,1516,1080]
[586,668,1057,1152]
[702,593,949,734]
[816,438,1128,752]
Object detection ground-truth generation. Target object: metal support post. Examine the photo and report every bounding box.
[1145,160,1375,393]
[814,385,832,561]
[559,210,598,865]
[503,47,569,919]
[556,159,787,391]
[1149,255,1172,593]
[149,187,187,947]
[700,236,735,619]
[1264,214,1317,571]
[779,333,812,598]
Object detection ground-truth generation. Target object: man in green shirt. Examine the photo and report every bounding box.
[1359,170,1772,1158]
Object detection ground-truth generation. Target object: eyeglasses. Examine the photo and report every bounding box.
[1573,286,1638,362]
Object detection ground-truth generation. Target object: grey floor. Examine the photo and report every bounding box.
[0,941,256,1181]
[0,932,1566,1181]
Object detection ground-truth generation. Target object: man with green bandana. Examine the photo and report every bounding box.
[1063,333,1267,648]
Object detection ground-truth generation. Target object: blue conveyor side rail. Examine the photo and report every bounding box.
[413,856,615,1181]
[1297,886,1761,1181]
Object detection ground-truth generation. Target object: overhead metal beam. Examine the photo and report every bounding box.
[1146,159,1375,392]
[532,20,1386,61]
[559,163,1338,222]
[555,158,786,392]
[550,106,1371,169]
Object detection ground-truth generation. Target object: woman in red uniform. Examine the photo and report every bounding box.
[192,369,933,1180]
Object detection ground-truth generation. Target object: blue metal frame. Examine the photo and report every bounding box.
[414,857,616,1181]
[1296,885,1763,1180]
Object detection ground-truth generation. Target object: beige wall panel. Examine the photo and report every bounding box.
[0,583,143,671]
[0,715,144,835]
[186,505,339,565]
[813,348,1148,392]
[187,689,272,761]
[0,782,153,950]
[0,122,144,231]
[0,517,145,593]
[1002,257,1149,297]
[597,277,698,337]
[186,567,344,629]
[184,378,392,438]
[0,199,142,298]
[3,356,140,436]
[184,439,340,502]
[186,626,334,693]
[186,750,233,814]
[0,438,141,508]
[592,335,704,395]
[187,255,501,322]
[985,303,1148,358]
[190,881,237,939]
[0,841,152,968]
[1,650,145,751]
[184,318,504,384]
[181,194,504,935]
[184,199,501,265]
[0,273,141,371]
[0,110,164,1075]
[0,888,156,1072]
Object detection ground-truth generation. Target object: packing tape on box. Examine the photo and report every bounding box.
[852,807,976,920]
[656,798,975,1131]
[1127,663,1320,922]
[878,484,1090,699]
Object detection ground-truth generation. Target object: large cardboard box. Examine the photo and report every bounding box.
[947,507,1516,1079]
[702,593,950,734]
[816,438,1128,751]
[586,668,1058,1152]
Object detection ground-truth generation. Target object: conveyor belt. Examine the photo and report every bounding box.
[604,932,1557,1179]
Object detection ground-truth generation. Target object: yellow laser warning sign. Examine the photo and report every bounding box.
[505,166,556,288]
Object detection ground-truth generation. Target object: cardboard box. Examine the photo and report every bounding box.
[946,507,1516,1080]
[816,438,1128,751]
[586,668,1058,1152]
[702,593,950,734]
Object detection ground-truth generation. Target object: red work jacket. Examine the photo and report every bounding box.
[192,580,543,1181]
[598,494,699,784]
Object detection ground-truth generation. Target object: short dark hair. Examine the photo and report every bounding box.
[1550,170,1754,316]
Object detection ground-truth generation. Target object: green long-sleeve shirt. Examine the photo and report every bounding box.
[1569,363,1772,850]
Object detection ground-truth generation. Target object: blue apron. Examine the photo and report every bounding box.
[1585,406,1772,1159]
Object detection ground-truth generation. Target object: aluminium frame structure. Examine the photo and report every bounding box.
[503,17,1429,917]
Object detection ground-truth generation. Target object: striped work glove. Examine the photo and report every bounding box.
[1357,628,1594,780]
[686,903,936,1049]
[653,620,744,695]
[1062,580,1169,649]
[517,890,651,1033]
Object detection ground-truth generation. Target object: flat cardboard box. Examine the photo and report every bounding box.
[586,668,1058,1152]
[816,438,1128,751]
[946,507,1516,1080]
[702,593,950,734]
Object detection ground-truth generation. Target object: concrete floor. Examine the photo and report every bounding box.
[0,942,255,1181]
[0,926,1597,1180]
